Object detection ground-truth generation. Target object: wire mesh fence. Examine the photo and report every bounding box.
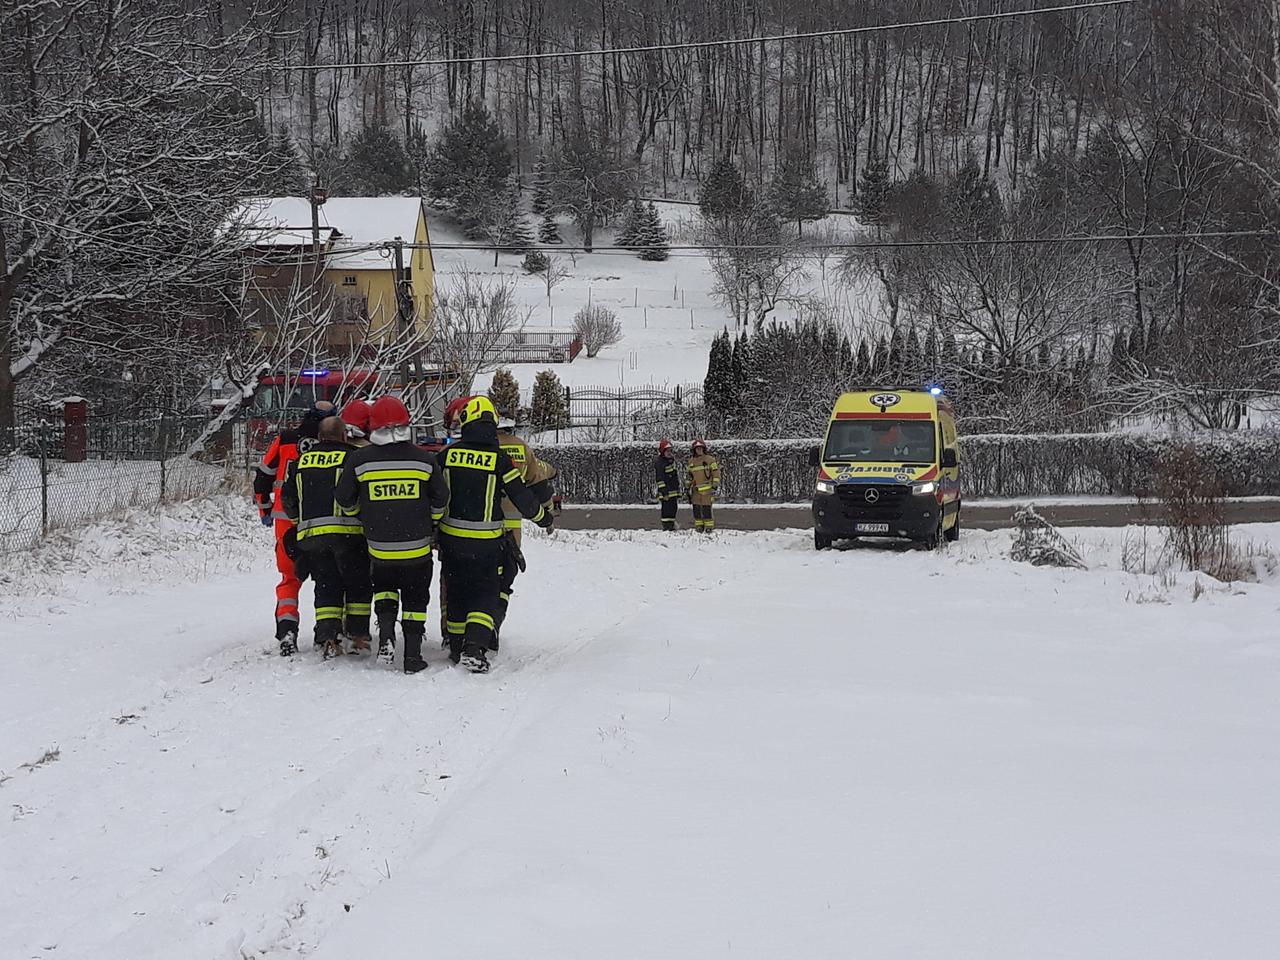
[0,415,236,555]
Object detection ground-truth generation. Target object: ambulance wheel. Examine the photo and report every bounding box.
[814,531,833,551]
[945,507,961,542]
[920,519,944,551]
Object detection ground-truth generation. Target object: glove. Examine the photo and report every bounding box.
[537,513,555,533]
[260,513,272,527]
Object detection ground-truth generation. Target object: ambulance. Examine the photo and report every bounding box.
[810,388,961,550]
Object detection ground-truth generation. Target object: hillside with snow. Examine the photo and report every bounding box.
[2,500,1277,958]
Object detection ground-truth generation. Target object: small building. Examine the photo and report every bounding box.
[233,196,436,350]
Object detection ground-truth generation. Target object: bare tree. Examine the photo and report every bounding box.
[573,304,623,357]
[0,0,282,431]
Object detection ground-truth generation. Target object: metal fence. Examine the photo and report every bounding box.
[0,416,234,555]
[562,385,706,441]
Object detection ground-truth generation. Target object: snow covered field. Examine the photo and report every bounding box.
[3,497,1278,959]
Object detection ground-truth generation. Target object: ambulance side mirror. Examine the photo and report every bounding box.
[941,448,958,469]
[808,445,821,468]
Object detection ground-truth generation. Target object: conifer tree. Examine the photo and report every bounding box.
[704,330,735,413]
[529,369,569,431]
[853,155,891,229]
[766,144,828,234]
[538,208,562,244]
[616,197,644,247]
[488,368,521,421]
[637,202,670,261]
[531,152,551,215]
[698,157,754,225]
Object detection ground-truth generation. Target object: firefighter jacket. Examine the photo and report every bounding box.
[497,430,558,544]
[439,420,551,543]
[654,455,680,501]
[686,452,721,506]
[253,419,324,522]
[335,440,449,563]
[281,440,363,541]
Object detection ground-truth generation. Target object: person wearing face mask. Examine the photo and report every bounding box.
[335,396,449,674]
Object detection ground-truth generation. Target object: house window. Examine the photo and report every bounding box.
[341,275,357,286]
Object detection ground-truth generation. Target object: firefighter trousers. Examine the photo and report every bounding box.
[272,519,302,638]
[439,536,502,658]
[370,558,433,665]
[659,496,679,531]
[301,535,372,643]
[692,502,715,532]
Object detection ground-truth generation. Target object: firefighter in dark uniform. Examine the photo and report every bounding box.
[253,400,335,654]
[281,416,371,658]
[654,438,680,531]
[335,396,448,674]
[438,395,553,674]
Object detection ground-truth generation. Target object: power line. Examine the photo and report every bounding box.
[408,230,1275,256]
[284,0,1134,72]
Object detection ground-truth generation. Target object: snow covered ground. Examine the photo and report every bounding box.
[3,497,1279,959]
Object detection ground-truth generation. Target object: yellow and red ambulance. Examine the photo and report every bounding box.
[810,388,961,550]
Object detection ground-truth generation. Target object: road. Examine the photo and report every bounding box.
[558,498,1280,531]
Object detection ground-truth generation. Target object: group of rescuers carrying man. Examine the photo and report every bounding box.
[254,394,722,674]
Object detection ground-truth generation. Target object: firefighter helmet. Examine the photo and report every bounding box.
[460,395,498,425]
[658,439,673,455]
[340,400,372,436]
[443,395,474,429]
[369,396,411,431]
[691,438,708,454]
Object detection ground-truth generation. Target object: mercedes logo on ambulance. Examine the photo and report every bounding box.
[864,488,881,503]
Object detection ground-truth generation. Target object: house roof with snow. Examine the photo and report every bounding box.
[233,196,429,270]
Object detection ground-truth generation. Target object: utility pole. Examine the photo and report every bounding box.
[391,236,413,399]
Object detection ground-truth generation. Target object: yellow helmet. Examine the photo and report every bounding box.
[460,394,497,425]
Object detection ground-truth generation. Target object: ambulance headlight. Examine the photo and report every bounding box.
[816,479,837,495]
[912,481,938,496]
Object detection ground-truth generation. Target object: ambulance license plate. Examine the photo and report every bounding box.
[855,522,890,534]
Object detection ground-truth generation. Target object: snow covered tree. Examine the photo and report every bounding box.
[530,152,552,215]
[488,368,521,420]
[573,304,623,357]
[853,155,891,229]
[0,3,284,431]
[547,127,634,252]
[944,156,1002,239]
[341,124,415,196]
[616,198,645,247]
[767,145,828,234]
[698,158,754,226]
[426,101,513,228]
[529,369,569,431]
[538,209,563,244]
[704,329,735,414]
[636,202,670,261]
[477,178,532,265]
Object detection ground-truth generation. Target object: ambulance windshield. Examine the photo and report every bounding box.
[823,419,936,464]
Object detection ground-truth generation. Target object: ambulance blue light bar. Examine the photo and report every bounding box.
[929,386,943,396]
[300,368,329,377]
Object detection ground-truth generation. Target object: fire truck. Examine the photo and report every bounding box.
[246,365,460,452]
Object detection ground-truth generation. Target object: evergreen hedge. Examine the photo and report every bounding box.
[539,431,1280,504]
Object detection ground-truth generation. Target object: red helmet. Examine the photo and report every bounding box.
[658,439,673,454]
[369,396,411,432]
[691,438,708,454]
[340,400,372,436]
[444,395,475,429]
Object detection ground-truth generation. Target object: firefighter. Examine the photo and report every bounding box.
[686,439,721,533]
[654,438,680,531]
[437,395,553,674]
[340,399,373,448]
[439,396,558,649]
[253,400,335,654]
[281,416,371,658]
[335,396,448,674]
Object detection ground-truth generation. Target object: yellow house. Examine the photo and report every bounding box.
[236,196,436,350]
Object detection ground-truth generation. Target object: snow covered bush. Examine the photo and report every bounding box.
[541,431,1280,504]
[522,250,549,273]
[573,305,623,358]
[1010,506,1088,569]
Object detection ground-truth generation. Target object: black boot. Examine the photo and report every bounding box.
[377,620,396,665]
[276,621,298,657]
[459,644,490,674]
[403,633,427,674]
